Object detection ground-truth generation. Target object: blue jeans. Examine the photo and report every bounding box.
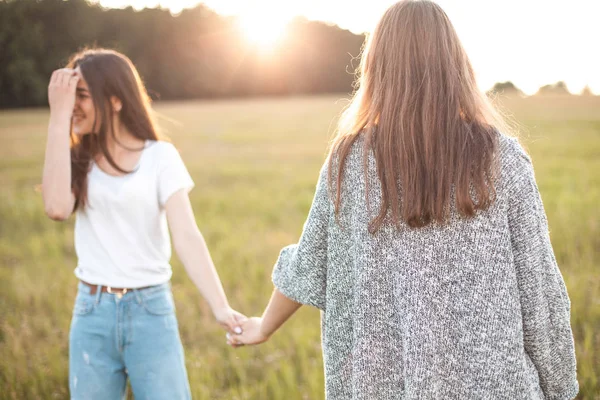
[69,281,191,400]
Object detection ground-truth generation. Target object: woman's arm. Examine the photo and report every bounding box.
[227,162,332,347]
[165,189,245,334]
[228,289,302,346]
[508,151,578,399]
[261,289,303,337]
[42,69,78,220]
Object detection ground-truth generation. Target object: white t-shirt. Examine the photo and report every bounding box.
[74,140,194,288]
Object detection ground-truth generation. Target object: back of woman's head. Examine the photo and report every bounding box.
[330,0,502,231]
[67,48,161,210]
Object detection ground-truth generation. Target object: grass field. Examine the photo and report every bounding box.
[0,94,599,399]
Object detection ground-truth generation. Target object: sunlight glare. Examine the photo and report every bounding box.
[237,12,290,48]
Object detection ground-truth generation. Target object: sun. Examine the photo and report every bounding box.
[237,13,289,48]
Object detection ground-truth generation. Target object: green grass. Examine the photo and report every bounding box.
[0,94,598,399]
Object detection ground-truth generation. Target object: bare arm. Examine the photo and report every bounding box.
[42,69,78,220]
[228,289,302,346]
[229,163,330,347]
[165,189,245,334]
[261,289,303,336]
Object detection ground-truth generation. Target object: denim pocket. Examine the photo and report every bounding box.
[141,290,176,315]
[73,293,96,315]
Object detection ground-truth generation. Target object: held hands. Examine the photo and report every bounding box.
[213,306,247,335]
[225,317,271,348]
[224,289,300,347]
[48,68,79,118]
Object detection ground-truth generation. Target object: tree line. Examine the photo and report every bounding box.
[1,0,591,109]
[0,0,365,108]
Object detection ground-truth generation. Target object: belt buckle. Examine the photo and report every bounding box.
[107,286,128,299]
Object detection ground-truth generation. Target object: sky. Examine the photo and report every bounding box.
[94,0,600,95]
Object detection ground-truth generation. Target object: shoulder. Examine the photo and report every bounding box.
[497,133,535,192]
[145,140,179,156]
[145,140,184,165]
[498,133,531,164]
[329,133,369,171]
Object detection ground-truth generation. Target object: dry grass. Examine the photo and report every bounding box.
[0,94,598,399]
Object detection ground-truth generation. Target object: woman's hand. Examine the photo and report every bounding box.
[226,290,302,348]
[226,317,270,347]
[48,68,79,119]
[213,306,247,335]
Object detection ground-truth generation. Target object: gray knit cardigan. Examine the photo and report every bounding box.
[272,133,578,399]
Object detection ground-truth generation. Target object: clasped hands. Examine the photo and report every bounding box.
[215,290,301,347]
[213,307,270,348]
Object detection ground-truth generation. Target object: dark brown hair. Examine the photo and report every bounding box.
[329,0,504,232]
[67,48,161,210]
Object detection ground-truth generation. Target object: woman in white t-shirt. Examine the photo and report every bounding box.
[42,48,244,399]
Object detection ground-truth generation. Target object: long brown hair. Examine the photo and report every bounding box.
[329,0,505,231]
[67,48,161,210]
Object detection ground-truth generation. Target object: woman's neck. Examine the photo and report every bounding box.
[105,121,145,158]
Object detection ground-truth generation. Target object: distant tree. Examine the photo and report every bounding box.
[580,85,594,96]
[487,81,524,97]
[536,81,571,96]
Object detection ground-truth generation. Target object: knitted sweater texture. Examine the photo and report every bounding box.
[272,133,578,400]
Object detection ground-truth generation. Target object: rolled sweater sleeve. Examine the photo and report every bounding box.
[507,149,578,400]
[272,162,330,311]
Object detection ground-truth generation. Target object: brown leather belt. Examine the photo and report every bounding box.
[81,280,151,297]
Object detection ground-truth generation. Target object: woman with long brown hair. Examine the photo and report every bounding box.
[42,48,245,399]
[229,1,578,399]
